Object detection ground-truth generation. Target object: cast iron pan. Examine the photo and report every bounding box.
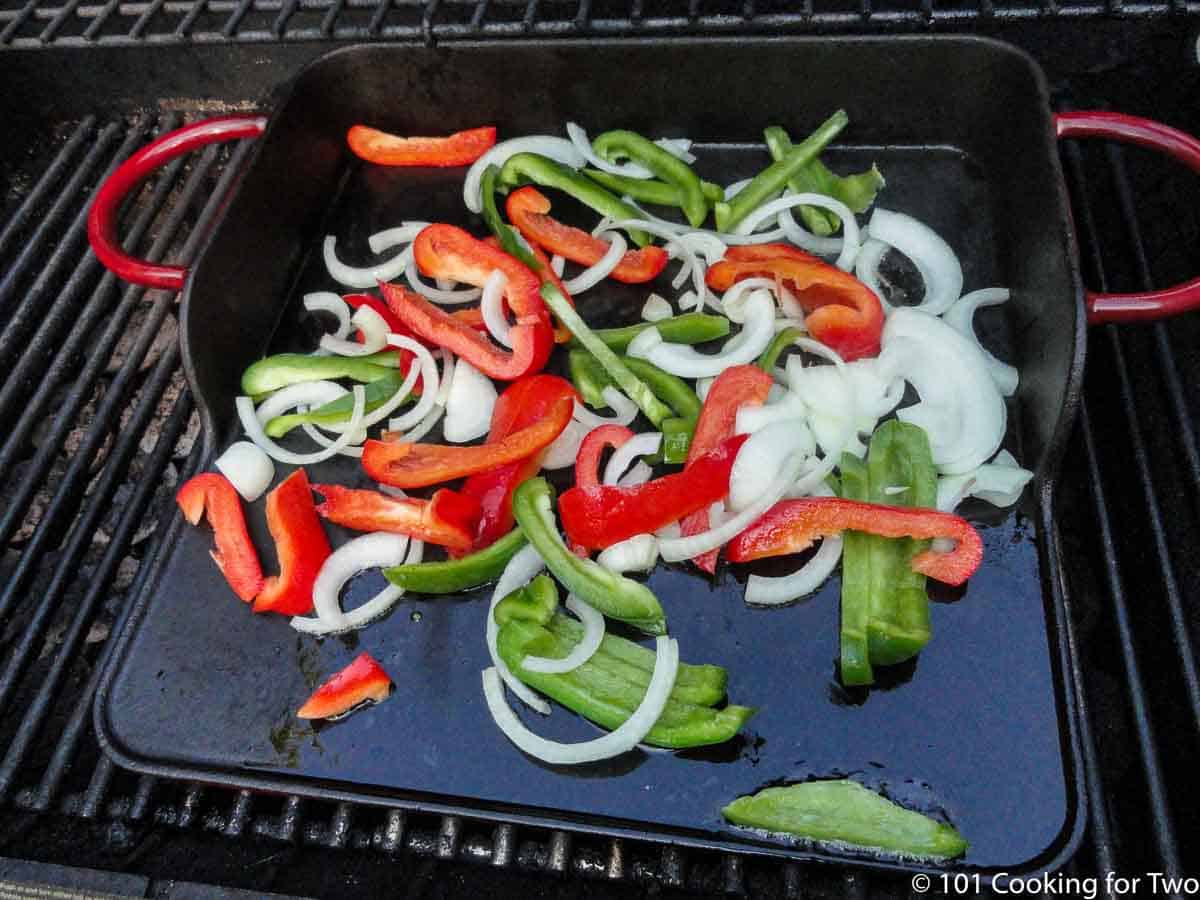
[86,37,1200,878]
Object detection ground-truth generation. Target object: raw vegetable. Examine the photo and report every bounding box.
[347,125,497,167]
[443,359,498,443]
[722,780,967,859]
[265,370,412,438]
[213,441,274,503]
[567,313,730,353]
[592,129,709,227]
[758,326,804,372]
[492,573,559,627]
[241,352,398,397]
[384,527,528,594]
[511,478,666,635]
[627,288,776,377]
[176,473,265,602]
[582,169,724,209]
[254,469,332,616]
[859,208,963,315]
[313,484,480,552]
[296,652,393,719]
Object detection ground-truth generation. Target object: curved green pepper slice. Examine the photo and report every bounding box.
[592,130,710,228]
[383,527,528,595]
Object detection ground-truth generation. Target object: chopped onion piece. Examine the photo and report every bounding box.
[603,432,662,485]
[597,534,659,574]
[564,231,627,295]
[655,137,696,164]
[487,544,552,715]
[655,521,682,540]
[482,635,678,764]
[573,388,638,429]
[303,292,351,341]
[522,594,607,674]
[368,222,429,254]
[238,386,365,466]
[292,535,423,635]
[541,418,593,471]
[642,294,673,322]
[677,232,727,266]
[444,359,497,443]
[864,208,963,315]
[734,192,860,271]
[254,381,347,425]
[214,441,275,501]
[382,336,440,433]
[481,269,512,348]
[942,288,1019,397]
[745,535,844,606]
[323,235,410,288]
[936,449,1033,511]
[308,532,409,630]
[734,391,807,435]
[550,255,566,277]
[617,460,653,487]
[627,289,774,378]
[319,305,390,357]
[722,277,780,324]
[728,419,815,512]
[464,136,584,214]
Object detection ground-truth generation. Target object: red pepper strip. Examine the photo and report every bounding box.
[414,224,546,319]
[482,234,575,344]
[380,280,551,382]
[559,434,750,550]
[312,484,480,552]
[296,652,393,720]
[506,187,669,284]
[706,244,884,361]
[726,497,984,586]
[458,375,580,553]
[677,365,775,573]
[346,125,496,167]
[363,395,573,489]
[574,424,636,491]
[176,473,264,603]
[253,469,332,616]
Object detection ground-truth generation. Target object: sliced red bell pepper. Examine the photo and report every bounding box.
[483,234,575,344]
[312,484,480,552]
[458,374,579,552]
[253,469,331,616]
[678,365,775,573]
[414,224,546,320]
[346,125,496,167]
[559,433,750,550]
[706,244,884,361]
[363,395,573,489]
[726,497,984,585]
[296,652,393,720]
[176,473,264,603]
[506,187,669,284]
[574,424,636,491]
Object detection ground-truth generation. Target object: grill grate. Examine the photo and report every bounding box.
[0,0,1197,47]
[1,32,1199,897]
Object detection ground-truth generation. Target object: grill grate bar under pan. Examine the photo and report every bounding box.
[0,102,1195,895]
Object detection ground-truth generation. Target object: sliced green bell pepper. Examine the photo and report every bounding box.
[265,370,412,438]
[583,170,725,212]
[241,352,399,397]
[568,313,730,354]
[493,573,559,627]
[592,130,710,228]
[480,164,542,269]
[757,326,803,372]
[383,527,528,594]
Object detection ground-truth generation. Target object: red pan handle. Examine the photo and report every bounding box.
[87,115,268,291]
[1055,111,1200,325]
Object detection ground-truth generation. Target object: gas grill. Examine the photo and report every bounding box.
[1,8,1199,898]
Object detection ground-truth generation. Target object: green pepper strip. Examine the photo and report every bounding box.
[498,616,755,748]
[568,312,730,354]
[722,781,968,859]
[265,370,412,438]
[480,164,542,270]
[497,153,651,247]
[592,130,710,228]
[764,126,885,237]
[837,453,874,687]
[583,170,725,211]
[383,527,527,594]
[714,110,849,233]
[493,573,558,627]
[241,352,399,397]
[540,284,673,427]
[512,478,666,635]
[757,326,804,372]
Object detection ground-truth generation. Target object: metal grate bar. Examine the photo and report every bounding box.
[1062,140,1185,880]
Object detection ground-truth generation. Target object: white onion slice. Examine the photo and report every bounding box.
[617,460,653,487]
[481,269,513,348]
[368,222,429,254]
[300,422,364,458]
[573,388,638,428]
[728,419,815,512]
[655,521,682,540]
[603,432,662,486]
[403,248,482,304]
[853,237,890,302]
[779,206,845,258]
[627,289,774,378]
[292,536,423,635]
[303,292,351,341]
[936,449,1033,511]
[745,535,844,606]
[722,277,779,324]
[464,136,585,214]
[393,404,444,443]
[695,377,714,402]
[564,232,627,295]
[655,137,696,164]
[734,192,860,272]
[443,359,497,444]
[942,288,1019,397]
[541,418,593,471]
[319,305,389,357]
[677,232,727,266]
[621,199,788,245]
[307,532,409,630]
[487,544,552,715]
[600,217,706,299]
[380,336,440,434]
[642,294,673,322]
[254,381,347,426]
[864,208,963,315]
[482,635,678,765]
[238,387,365,466]
[323,235,410,288]
[522,594,607,675]
[566,122,654,179]
[318,350,422,436]
[734,392,807,436]
[214,441,275,502]
[597,534,659,574]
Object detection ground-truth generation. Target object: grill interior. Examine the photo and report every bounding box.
[1,14,1200,899]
